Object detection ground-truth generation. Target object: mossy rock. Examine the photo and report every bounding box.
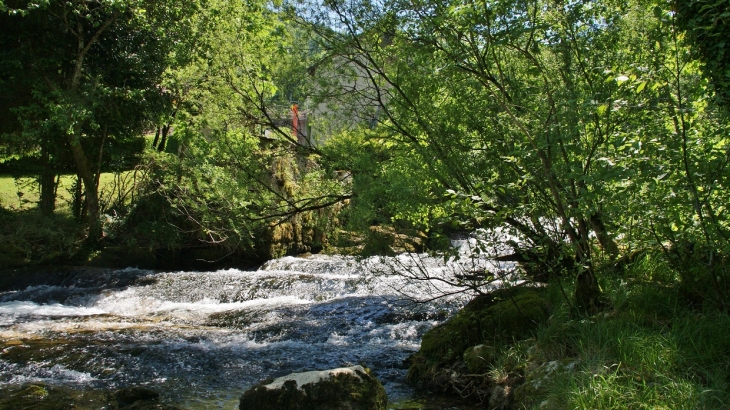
[0,383,107,410]
[408,288,548,387]
[363,226,397,256]
[463,344,497,374]
[478,290,548,343]
[416,288,548,364]
[0,383,182,410]
[21,384,49,399]
[239,365,387,410]
[361,226,427,256]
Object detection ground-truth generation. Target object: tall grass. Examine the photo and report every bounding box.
[518,255,730,409]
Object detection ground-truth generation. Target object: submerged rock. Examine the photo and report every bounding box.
[115,386,160,406]
[239,365,387,410]
[0,383,181,410]
[0,384,68,410]
[114,386,183,409]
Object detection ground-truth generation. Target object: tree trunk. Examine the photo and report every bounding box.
[574,215,603,313]
[575,267,602,314]
[63,14,114,243]
[157,124,170,152]
[73,175,83,221]
[39,141,56,216]
[152,126,161,148]
[66,127,102,242]
[590,213,620,260]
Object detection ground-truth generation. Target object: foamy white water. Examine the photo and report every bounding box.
[0,236,515,408]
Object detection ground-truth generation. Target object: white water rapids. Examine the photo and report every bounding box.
[0,235,516,408]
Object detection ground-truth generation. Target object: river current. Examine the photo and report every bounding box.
[0,234,514,408]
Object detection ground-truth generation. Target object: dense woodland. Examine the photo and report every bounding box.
[2,0,730,407]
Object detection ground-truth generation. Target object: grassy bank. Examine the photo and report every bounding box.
[0,173,139,213]
[519,256,730,408]
[0,208,83,269]
[0,172,145,269]
[408,255,730,409]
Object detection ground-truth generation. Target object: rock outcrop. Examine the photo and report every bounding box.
[239,365,387,410]
[406,287,549,406]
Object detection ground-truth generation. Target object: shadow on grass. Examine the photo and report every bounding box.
[523,255,730,409]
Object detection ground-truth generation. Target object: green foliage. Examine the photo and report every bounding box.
[127,0,355,259]
[299,0,730,310]
[0,0,205,241]
[676,0,730,108]
[322,128,443,232]
[0,208,82,269]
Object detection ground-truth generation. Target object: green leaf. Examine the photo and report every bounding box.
[653,6,663,19]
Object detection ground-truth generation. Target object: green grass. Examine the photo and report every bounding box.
[0,172,140,213]
[516,255,730,409]
[0,172,146,268]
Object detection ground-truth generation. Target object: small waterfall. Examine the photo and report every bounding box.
[0,239,515,408]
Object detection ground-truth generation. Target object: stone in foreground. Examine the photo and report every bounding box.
[239,365,387,410]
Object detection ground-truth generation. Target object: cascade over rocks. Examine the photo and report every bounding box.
[239,365,388,410]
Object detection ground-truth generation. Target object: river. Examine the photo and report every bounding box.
[0,235,512,408]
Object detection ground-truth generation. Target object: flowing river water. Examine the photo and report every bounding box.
[0,236,513,408]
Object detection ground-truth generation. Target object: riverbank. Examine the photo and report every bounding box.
[405,254,730,409]
[0,207,281,272]
[0,205,429,272]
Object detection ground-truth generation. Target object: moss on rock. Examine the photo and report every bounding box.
[414,288,548,366]
[239,365,387,410]
[407,288,548,391]
[0,383,106,409]
[463,344,497,374]
[0,383,181,410]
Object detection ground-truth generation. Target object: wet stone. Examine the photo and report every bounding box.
[239,365,388,410]
[115,386,160,406]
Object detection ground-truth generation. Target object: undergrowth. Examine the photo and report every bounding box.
[516,255,730,409]
[0,208,83,269]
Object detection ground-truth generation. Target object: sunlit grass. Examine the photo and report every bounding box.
[520,255,730,409]
[0,172,139,213]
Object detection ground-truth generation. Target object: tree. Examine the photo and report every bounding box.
[676,0,730,109]
[299,0,730,310]
[125,0,353,258]
[0,0,201,240]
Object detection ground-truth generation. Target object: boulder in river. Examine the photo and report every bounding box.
[239,365,387,410]
[406,287,549,403]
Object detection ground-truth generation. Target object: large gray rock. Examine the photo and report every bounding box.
[239,365,387,410]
